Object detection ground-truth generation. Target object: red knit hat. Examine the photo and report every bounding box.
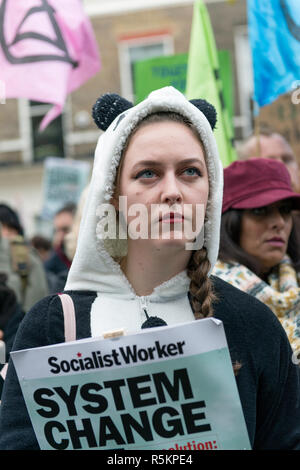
[222,158,300,213]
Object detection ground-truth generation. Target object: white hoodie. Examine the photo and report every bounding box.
[64,87,223,337]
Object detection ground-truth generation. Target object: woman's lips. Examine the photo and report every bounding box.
[265,237,285,247]
[161,212,184,223]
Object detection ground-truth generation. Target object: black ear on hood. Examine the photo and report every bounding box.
[92,93,217,132]
[189,99,217,130]
[92,93,133,131]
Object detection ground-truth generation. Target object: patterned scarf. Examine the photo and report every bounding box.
[213,256,300,353]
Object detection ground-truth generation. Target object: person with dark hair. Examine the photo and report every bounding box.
[0,206,48,313]
[0,274,23,398]
[52,202,77,250]
[0,88,299,450]
[44,203,76,292]
[213,158,300,353]
[0,203,24,239]
[30,235,52,262]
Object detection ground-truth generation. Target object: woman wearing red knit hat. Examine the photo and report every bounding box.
[214,158,300,353]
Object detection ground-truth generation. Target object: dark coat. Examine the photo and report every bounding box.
[0,277,299,450]
[0,276,24,396]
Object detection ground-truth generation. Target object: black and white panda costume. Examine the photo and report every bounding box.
[0,88,299,450]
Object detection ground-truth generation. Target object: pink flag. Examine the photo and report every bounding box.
[0,0,101,129]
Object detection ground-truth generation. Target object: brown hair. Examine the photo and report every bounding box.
[187,247,216,318]
[187,247,241,376]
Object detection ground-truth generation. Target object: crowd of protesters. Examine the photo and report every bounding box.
[0,201,76,379]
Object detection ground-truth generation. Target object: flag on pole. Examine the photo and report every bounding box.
[186,0,236,167]
[0,0,101,130]
[248,0,300,108]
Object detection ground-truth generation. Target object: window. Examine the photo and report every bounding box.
[118,31,173,102]
[29,101,65,162]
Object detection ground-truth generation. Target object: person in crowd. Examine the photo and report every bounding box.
[45,190,89,293]
[0,273,23,398]
[0,205,48,313]
[52,202,76,250]
[30,235,52,262]
[238,129,300,193]
[0,218,27,397]
[0,204,24,239]
[64,187,89,262]
[213,158,300,353]
[0,88,299,450]
[0,274,22,356]
[44,203,76,292]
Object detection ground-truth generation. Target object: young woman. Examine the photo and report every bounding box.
[0,88,299,450]
[213,158,300,352]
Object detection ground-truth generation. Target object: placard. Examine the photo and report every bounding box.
[11,319,251,450]
[256,91,300,166]
[134,53,188,103]
[133,51,234,128]
[41,157,90,219]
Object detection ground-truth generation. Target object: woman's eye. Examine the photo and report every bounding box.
[183,167,201,176]
[250,207,267,216]
[135,169,156,179]
[279,204,293,215]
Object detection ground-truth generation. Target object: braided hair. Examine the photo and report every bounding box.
[187,247,216,319]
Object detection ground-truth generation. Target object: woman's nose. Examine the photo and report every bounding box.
[160,174,182,205]
[269,209,286,229]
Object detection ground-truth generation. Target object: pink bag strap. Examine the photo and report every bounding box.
[0,363,8,381]
[58,293,76,342]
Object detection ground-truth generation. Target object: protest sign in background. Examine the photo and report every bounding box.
[134,53,188,103]
[12,319,251,450]
[133,51,234,127]
[41,157,90,219]
[255,91,300,167]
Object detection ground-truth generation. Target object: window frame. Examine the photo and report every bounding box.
[118,32,174,102]
[234,25,254,138]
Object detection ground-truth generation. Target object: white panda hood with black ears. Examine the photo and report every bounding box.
[64,87,223,335]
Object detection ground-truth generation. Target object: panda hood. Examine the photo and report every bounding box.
[64,87,223,334]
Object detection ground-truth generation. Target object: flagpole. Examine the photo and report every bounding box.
[186,0,236,166]
[254,113,261,157]
[252,98,261,157]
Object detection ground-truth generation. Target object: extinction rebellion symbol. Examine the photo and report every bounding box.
[0,0,78,67]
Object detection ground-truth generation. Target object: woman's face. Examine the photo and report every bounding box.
[239,200,293,272]
[115,120,209,251]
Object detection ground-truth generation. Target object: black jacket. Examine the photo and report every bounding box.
[0,276,299,450]
[0,277,24,397]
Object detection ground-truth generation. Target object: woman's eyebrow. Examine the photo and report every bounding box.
[178,158,206,168]
[132,158,205,170]
[132,160,163,170]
